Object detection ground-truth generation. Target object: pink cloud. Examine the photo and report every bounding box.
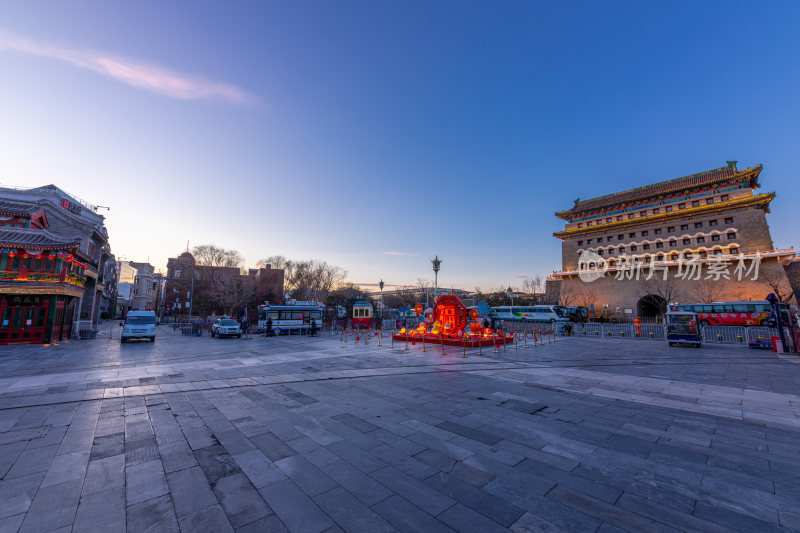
[0,29,259,106]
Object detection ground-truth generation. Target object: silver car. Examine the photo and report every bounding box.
[211,318,242,339]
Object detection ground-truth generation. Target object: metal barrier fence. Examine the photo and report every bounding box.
[569,322,665,340]
[702,326,748,344]
[566,322,799,349]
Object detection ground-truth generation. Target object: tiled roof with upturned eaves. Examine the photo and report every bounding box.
[0,227,78,249]
[553,192,775,239]
[0,199,43,217]
[556,164,762,220]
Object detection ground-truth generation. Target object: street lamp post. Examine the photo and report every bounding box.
[379,279,384,315]
[431,256,441,301]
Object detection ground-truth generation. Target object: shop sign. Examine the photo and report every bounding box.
[61,198,82,215]
[8,296,44,306]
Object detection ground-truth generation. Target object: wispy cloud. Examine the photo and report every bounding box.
[383,251,417,256]
[515,275,529,278]
[0,29,259,106]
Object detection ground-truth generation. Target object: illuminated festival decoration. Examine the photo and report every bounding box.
[392,294,513,347]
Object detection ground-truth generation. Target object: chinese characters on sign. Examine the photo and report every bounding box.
[577,250,763,283]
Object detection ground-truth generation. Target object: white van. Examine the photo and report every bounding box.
[121,310,157,343]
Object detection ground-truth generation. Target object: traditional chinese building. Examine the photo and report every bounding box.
[0,211,88,344]
[0,185,117,342]
[551,162,796,317]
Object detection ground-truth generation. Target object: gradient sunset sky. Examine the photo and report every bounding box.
[2,1,799,291]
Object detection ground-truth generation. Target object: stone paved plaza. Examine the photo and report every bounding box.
[1,327,800,532]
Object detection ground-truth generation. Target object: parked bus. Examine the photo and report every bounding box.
[257,300,323,333]
[563,306,590,323]
[352,300,373,329]
[670,301,773,327]
[492,305,571,323]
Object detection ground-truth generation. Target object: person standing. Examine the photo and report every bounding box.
[266,316,273,336]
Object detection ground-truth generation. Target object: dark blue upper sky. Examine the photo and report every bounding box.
[1,1,798,289]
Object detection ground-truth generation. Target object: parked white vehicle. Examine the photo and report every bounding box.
[211,317,242,338]
[121,310,157,343]
[491,305,571,323]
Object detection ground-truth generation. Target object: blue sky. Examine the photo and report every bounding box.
[1,1,799,291]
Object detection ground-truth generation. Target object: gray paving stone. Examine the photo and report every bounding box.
[691,501,786,533]
[90,432,124,460]
[73,485,125,533]
[437,502,509,533]
[0,472,44,520]
[194,444,242,483]
[0,441,27,478]
[436,420,501,445]
[406,431,473,461]
[414,448,457,472]
[424,473,525,527]
[275,454,338,497]
[41,450,89,488]
[449,461,496,487]
[287,436,341,468]
[82,453,126,496]
[126,494,179,533]
[372,495,456,533]
[214,472,273,528]
[126,459,168,506]
[258,479,334,533]
[547,484,678,532]
[236,514,289,533]
[215,428,256,455]
[251,432,298,462]
[331,413,381,434]
[166,465,218,517]
[313,487,396,533]
[318,459,393,507]
[234,450,287,488]
[616,493,731,533]
[5,444,57,479]
[0,513,25,533]
[370,466,456,516]
[325,439,386,473]
[18,479,82,533]
[509,512,570,533]
[483,478,602,532]
[370,444,438,480]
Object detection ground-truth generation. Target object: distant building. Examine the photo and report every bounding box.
[117,261,138,317]
[129,261,155,310]
[0,185,116,343]
[248,265,285,305]
[551,162,796,317]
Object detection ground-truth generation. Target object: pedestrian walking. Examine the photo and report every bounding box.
[241,317,249,339]
[266,316,273,336]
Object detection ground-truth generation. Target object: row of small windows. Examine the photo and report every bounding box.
[577,217,734,246]
[576,196,731,228]
[594,234,737,255]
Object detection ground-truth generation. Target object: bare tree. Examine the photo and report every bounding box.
[193,244,244,270]
[213,274,257,316]
[259,255,346,302]
[522,275,545,303]
[691,280,726,304]
[758,267,795,304]
[575,286,600,313]
[555,280,576,306]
